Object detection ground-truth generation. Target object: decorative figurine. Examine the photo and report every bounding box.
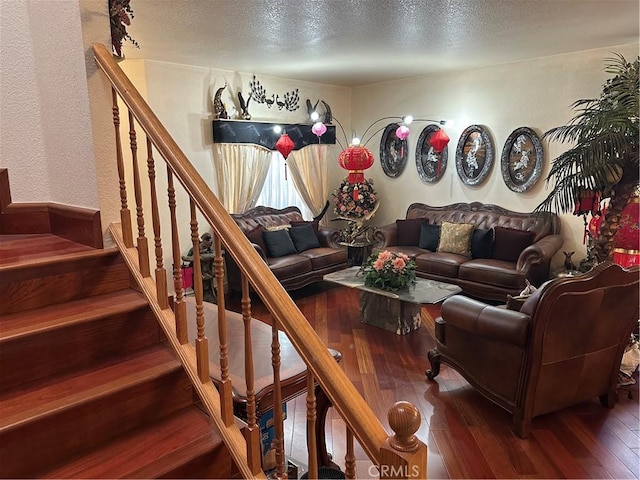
[237,91,251,120]
[213,83,229,119]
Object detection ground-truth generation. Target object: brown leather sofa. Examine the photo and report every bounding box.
[426,261,640,438]
[228,206,347,292]
[373,202,562,301]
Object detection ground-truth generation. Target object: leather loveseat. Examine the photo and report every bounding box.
[228,206,347,292]
[373,202,562,302]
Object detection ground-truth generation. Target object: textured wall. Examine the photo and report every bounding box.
[0,0,99,208]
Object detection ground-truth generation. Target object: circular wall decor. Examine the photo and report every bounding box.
[415,124,448,183]
[501,127,544,192]
[380,123,409,178]
[455,124,494,186]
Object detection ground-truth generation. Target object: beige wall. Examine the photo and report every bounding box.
[348,43,639,270]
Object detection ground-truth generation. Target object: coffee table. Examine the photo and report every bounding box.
[324,266,462,335]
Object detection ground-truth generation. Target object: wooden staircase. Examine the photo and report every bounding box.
[0,234,235,478]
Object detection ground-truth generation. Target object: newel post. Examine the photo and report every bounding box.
[379,401,427,479]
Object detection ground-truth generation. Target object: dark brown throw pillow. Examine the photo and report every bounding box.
[492,227,536,263]
[396,218,423,246]
[245,224,267,254]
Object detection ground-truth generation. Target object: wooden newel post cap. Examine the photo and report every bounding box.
[388,401,421,452]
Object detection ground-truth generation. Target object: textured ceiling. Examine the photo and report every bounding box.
[120,0,640,87]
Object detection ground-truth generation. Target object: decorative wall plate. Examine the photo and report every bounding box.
[455,125,494,186]
[501,127,544,192]
[415,124,448,183]
[380,123,409,178]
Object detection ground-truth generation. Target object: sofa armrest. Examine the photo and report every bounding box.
[318,226,341,249]
[517,234,563,272]
[372,223,398,248]
[249,242,267,261]
[440,296,530,347]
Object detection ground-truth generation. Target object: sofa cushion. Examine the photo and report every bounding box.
[416,251,467,278]
[419,223,440,251]
[492,227,535,262]
[396,218,423,246]
[267,255,313,279]
[246,224,267,254]
[458,259,524,289]
[289,223,321,252]
[263,229,297,258]
[471,228,494,259]
[299,247,347,269]
[437,222,474,257]
[380,245,427,260]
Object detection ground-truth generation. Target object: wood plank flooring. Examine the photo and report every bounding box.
[226,282,639,479]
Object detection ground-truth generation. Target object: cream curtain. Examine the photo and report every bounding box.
[288,144,331,223]
[213,144,271,213]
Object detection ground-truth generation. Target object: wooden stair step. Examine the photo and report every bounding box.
[39,406,231,479]
[0,247,131,315]
[0,233,96,268]
[0,288,161,392]
[0,345,196,478]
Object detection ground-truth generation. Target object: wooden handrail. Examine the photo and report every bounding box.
[93,42,427,479]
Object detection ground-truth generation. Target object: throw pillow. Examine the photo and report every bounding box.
[245,224,267,254]
[396,218,423,246]
[265,224,291,232]
[437,222,475,257]
[290,220,319,238]
[289,223,321,252]
[262,229,297,258]
[492,227,536,262]
[418,223,440,251]
[470,228,494,259]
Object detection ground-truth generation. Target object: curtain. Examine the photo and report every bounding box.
[288,144,331,224]
[213,144,271,213]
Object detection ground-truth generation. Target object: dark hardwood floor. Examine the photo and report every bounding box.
[226,282,639,480]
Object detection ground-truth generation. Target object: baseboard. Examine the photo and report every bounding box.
[0,168,103,248]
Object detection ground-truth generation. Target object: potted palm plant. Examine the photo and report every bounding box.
[536,54,639,262]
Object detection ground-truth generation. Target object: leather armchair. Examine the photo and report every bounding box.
[426,261,640,438]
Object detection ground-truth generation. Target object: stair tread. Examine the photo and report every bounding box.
[0,233,96,268]
[0,344,181,430]
[40,406,220,479]
[0,288,148,341]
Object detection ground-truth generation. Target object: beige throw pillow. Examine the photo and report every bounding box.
[437,222,475,257]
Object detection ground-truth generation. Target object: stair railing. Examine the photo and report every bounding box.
[93,42,427,479]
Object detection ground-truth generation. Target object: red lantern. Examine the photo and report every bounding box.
[573,190,601,216]
[429,128,450,153]
[613,196,640,251]
[338,146,374,184]
[275,133,294,159]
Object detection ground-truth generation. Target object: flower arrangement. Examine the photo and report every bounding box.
[332,177,378,221]
[363,250,417,291]
[332,177,380,243]
[110,0,140,58]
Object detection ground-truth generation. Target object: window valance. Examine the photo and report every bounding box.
[213,120,336,151]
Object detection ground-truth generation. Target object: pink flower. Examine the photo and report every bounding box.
[378,250,393,263]
[373,258,385,271]
[392,257,406,272]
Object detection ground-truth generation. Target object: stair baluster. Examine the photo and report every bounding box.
[128,111,150,277]
[190,199,209,382]
[111,87,133,247]
[167,168,188,344]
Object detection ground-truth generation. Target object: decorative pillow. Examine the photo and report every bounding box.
[471,228,494,259]
[396,218,423,246]
[290,220,319,238]
[418,223,440,251]
[265,224,291,232]
[437,222,475,257]
[492,227,536,263]
[262,229,297,258]
[245,224,267,254]
[289,223,321,252]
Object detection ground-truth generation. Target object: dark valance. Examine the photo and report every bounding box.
[212,120,336,150]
